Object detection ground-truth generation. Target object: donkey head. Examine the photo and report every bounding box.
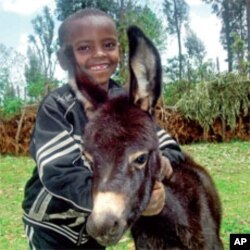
[67,26,162,246]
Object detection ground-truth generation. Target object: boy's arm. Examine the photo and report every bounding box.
[30,98,93,212]
[157,126,184,165]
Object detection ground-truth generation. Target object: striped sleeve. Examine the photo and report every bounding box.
[30,100,92,212]
[157,127,184,164]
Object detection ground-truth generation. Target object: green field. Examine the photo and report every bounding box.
[0,141,249,250]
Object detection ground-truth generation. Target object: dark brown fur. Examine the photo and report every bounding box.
[83,92,223,249]
[131,153,223,249]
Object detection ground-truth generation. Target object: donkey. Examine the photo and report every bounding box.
[66,26,223,250]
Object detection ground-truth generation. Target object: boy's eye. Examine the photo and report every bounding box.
[77,45,92,53]
[103,41,117,50]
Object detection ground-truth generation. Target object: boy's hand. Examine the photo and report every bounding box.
[159,154,173,180]
[142,155,173,216]
[142,181,165,216]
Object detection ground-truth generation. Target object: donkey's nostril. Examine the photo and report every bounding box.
[109,220,119,235]
[113,219,119,228]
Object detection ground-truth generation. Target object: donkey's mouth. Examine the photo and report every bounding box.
[86,215,127,246]
[93,232,124,246]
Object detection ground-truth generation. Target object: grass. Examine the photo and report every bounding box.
[0,141,249,250]
[183,141,250,249]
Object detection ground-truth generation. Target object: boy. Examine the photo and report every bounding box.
[22,8,184,249]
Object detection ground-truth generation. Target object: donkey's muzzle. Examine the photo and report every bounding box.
[86,212,126,246]
[86,191,127,246]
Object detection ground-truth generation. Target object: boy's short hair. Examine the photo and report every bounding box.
[58,8,114,47]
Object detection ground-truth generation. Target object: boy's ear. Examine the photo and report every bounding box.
[57,48,67,71]
[127,26,162,114]
[57,46,72,72]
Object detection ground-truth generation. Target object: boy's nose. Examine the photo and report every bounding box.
[93,46,106,57]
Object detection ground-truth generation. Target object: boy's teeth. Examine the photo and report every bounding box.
[90,65,108,70]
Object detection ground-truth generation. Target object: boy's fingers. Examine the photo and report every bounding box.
[142,181,165,216]
[153,180,162,189]
[159,156,173,180]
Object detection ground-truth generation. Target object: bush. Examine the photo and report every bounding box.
[163,80,193,106]
[1,97,23,118]
[176,73,250,134]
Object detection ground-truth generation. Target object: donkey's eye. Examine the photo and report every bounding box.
[134,154,148,165]
[129,151,149,170]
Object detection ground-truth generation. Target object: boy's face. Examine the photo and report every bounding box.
[62,16,119,89]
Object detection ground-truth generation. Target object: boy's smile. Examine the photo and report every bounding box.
[89,64,109,71]
[63,16,120,90]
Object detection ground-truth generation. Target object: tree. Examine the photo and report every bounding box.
[28,6,58,95]
[231,32,249,74]
[202,0,247,72]
[185,29,206,66]
[247,0,250,73]
[0,68,10,106]
[55,0,118,21]
[163,0,189,80]
[25,47,46,101]
[0,44,24,116]
[115,3,165,82]
[0,44,25,104]
[184,29,215,82]
[0,44,10,70]
[164,55,187,82]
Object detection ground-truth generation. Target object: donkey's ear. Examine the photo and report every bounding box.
[62,46,108,117]
[127,26,162,114]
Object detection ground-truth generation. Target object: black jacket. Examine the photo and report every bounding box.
[22,80,183,245]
